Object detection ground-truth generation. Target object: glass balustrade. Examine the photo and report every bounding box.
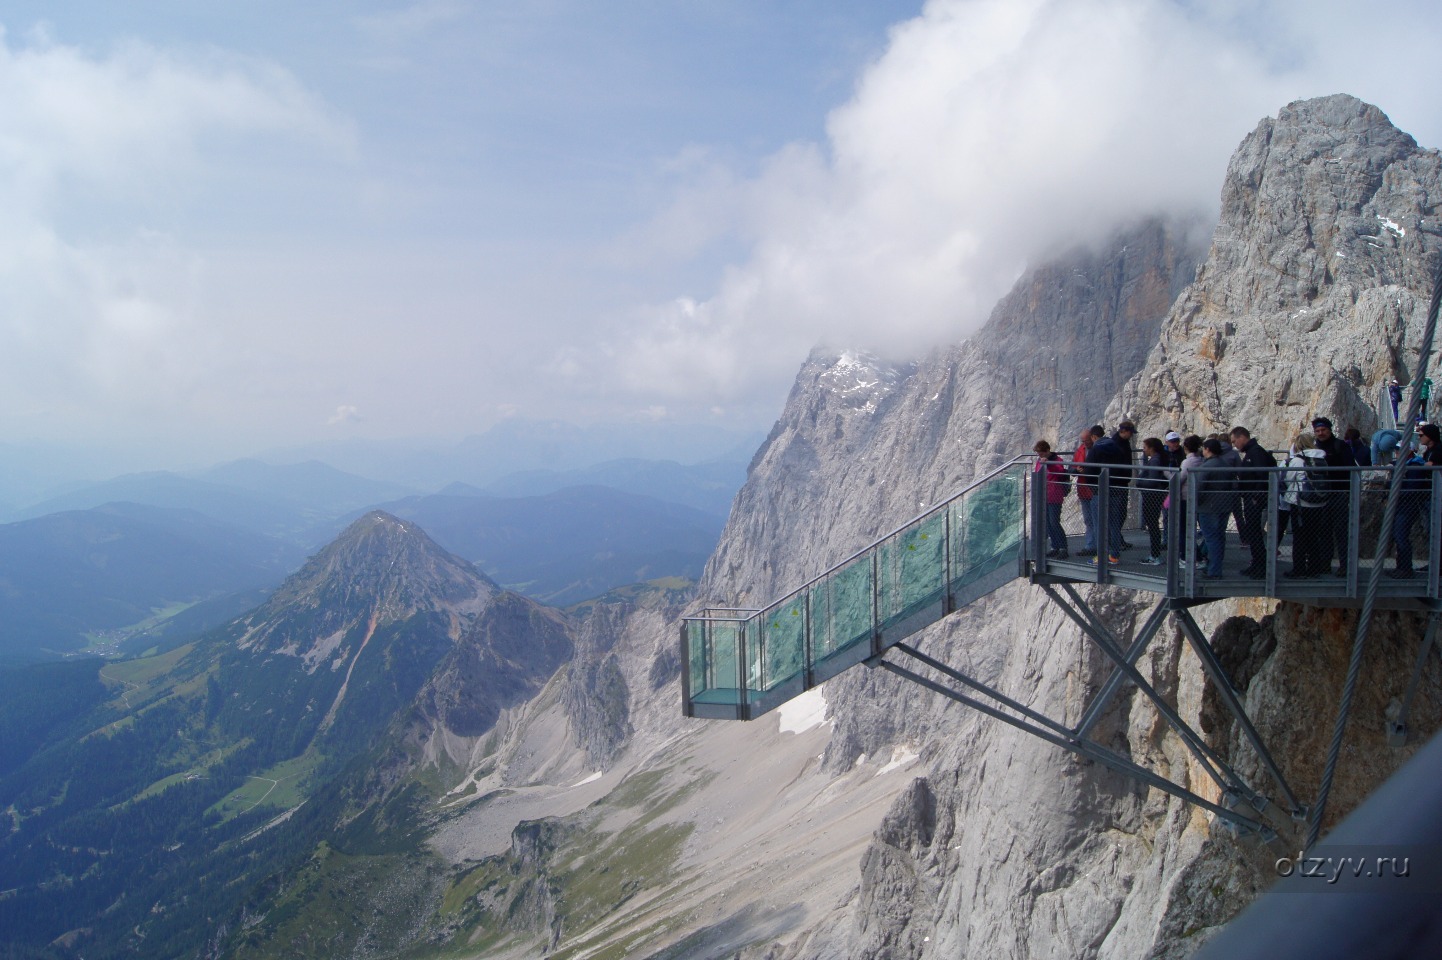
[684,460,1029,720]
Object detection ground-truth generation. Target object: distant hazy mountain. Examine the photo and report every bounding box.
[194,458,416,512]
[0,511,574,958]
[375,485,727,605]
[483,456,746,517]
[0,502,302,661]
[258,418,767,488]
[19,472,317,540]
[18,459,417,544]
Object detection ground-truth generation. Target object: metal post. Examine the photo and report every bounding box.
[1265,466,1279,595]
[680,621,694,717]
[870,550,881,657]
[1096,468,1110,583]
[1347,469,1361,597]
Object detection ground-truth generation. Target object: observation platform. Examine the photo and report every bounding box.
[683,458,1442,722]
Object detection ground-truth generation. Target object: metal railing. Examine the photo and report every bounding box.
[685,456,1442,721]
[1032,463,1442,602]
[682,457,1030,721]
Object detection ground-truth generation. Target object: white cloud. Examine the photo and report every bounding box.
[585,0,1442,413]
[327,404,362,425]
[0,26,351,444]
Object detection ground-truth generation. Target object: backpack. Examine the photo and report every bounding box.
[1298,456,1327,505]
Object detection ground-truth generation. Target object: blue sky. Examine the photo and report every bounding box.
[1,0,1440,472]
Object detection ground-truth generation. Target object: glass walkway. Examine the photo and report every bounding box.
[683,458,1442,722]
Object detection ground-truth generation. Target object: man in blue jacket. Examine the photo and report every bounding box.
[1085,421,1136,564]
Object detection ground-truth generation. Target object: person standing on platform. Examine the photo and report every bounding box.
[1034,440,1070,559]
[1311,417,1357,577]
[1423,378,1434,421]
[1195,438,1237,580]
[1389,425,1440,578]
[1085,421,1136,564]
[1344,427,1372,467]
[1283,436,1327,578]
[1390,378,1404,423]
[1138,437,1168,565]
[1230,426,1277,577]
[1072,426,1099,557]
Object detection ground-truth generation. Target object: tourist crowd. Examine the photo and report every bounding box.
[1032,416,1442,581]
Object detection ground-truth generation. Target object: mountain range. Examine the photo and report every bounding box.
[2,94,1440,960]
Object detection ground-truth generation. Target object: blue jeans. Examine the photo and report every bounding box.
[1198,512,1227,576]
[1106,491,1126,556]
[1080,496,1097,551]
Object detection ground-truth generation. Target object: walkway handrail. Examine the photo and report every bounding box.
[683,455,1032,720]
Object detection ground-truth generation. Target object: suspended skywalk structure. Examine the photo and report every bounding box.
[682,457,1442,839]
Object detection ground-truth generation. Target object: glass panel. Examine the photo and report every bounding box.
[758,593,807,691]
[810,553,874,662]
[710,621,741,703]
[878,512,946,631]
[955,466,1024,587]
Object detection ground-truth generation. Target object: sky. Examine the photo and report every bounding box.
[1,0,1441,471]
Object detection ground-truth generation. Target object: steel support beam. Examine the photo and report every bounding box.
[1172,607,1304,817]
[875,657,1272,837]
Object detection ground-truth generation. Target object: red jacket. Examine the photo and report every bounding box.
[1072,443,1094,500]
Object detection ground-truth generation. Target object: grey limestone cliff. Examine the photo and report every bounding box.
[1117,94,1442,439]
[686,95,1442,959]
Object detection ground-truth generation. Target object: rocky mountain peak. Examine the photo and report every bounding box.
[236,510,496,657]
[1118,94,1442,439]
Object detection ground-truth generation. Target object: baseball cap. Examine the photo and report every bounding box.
[1164,431,1181,442]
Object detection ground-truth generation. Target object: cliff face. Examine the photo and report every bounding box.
[1117,94,1442,438]
[798,95,1442,959]
[704,216,1201,609]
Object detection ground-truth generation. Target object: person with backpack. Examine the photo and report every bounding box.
[1034,439,1071,559]
[1422,378,1434,422]
[1283,434,1329,578]
[1391,423,1442,578]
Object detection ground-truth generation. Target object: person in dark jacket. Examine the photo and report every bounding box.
[1195,438,1237,579]
[1312,417,1357,576]
[1390,378,1403,423]
[1138,437,1168,564]
[1162,431,1185,468]
[1084,421,1136,563]
[1392,423,1442,578]
[1230,426,1278,577]
[1344,427,1372,467]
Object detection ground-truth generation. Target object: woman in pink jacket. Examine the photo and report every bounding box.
[1034,440,1071,558]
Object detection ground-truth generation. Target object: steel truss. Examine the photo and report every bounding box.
[871,583,1308,840]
